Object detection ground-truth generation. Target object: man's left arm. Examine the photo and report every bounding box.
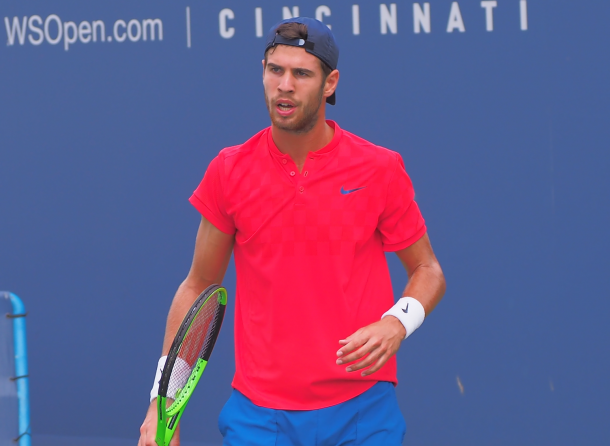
[336,233,446,376]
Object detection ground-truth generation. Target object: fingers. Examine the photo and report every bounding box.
[138,421,148,446]
[336,325,380,364]
[345,346,384,372]
[170,424,181,446]
[138,402,160,446]
[138,422,156,446]
[360,355,391,375]
[338,338,397,376]
[353,349,394,376]
[337,327,369,356]
[336,320,404,376]
[138,409,181,446]
[337,340,378,365]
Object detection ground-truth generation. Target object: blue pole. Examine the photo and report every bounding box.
[8,293,31,446]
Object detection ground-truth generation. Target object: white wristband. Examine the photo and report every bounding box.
[381,297,426,340]
[150,356,167,402]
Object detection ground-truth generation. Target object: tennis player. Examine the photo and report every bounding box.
[139,17,445,446]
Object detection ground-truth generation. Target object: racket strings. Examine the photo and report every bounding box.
[201,310,221,359]
[166,293,221,400]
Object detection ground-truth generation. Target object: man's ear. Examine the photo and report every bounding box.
[262,59,266,79]
[324,69,340,99]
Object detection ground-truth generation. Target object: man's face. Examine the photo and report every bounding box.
[263,45,327,134]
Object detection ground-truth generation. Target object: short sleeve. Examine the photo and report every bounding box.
[189,155,236,234]
[377,154,426,251]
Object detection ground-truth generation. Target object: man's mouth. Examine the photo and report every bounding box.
[276,100,296,112]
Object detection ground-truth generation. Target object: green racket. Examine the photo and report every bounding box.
[155,284,227,446]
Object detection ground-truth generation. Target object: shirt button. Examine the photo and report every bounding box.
[299,186,304,193]
[282,159,287,164]
[290,171,295,176]
[304,171,308,177]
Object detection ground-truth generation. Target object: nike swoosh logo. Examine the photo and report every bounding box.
[340,186,366,195]
[402,303,409,313]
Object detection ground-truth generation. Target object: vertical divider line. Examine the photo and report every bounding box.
[186,6,192,47]
[520,0,528,31]
[255,7,263,37]
[352,5,360,35]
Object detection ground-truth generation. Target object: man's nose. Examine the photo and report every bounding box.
[278,72,295,93]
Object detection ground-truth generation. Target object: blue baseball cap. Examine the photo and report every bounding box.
[264,17,339,105]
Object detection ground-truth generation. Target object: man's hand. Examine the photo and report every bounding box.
[336,316,406,376]
[138,400,180,446]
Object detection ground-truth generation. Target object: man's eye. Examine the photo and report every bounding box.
[297,70,307,76]
[271,67,281,73]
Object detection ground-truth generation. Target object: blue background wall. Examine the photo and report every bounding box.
[1,1,609,445]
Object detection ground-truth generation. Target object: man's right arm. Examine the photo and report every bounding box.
[138,215,234,446]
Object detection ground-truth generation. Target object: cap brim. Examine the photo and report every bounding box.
[326,92,336,105]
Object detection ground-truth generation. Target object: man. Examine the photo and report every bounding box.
[139,17,445,446]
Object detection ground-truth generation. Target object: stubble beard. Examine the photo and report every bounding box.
[265,84,325,135]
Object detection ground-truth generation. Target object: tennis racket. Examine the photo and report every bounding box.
[155,284,227,446]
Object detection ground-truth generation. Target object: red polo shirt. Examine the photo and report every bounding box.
[189,121,426,410]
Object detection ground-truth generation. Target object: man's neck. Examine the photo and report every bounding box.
[271,117,334,172]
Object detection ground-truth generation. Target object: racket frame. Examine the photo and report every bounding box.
[155,285,227,446]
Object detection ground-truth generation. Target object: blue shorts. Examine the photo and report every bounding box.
[218,382,406,446]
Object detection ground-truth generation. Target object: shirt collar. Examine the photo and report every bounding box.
[267,120,343,159]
